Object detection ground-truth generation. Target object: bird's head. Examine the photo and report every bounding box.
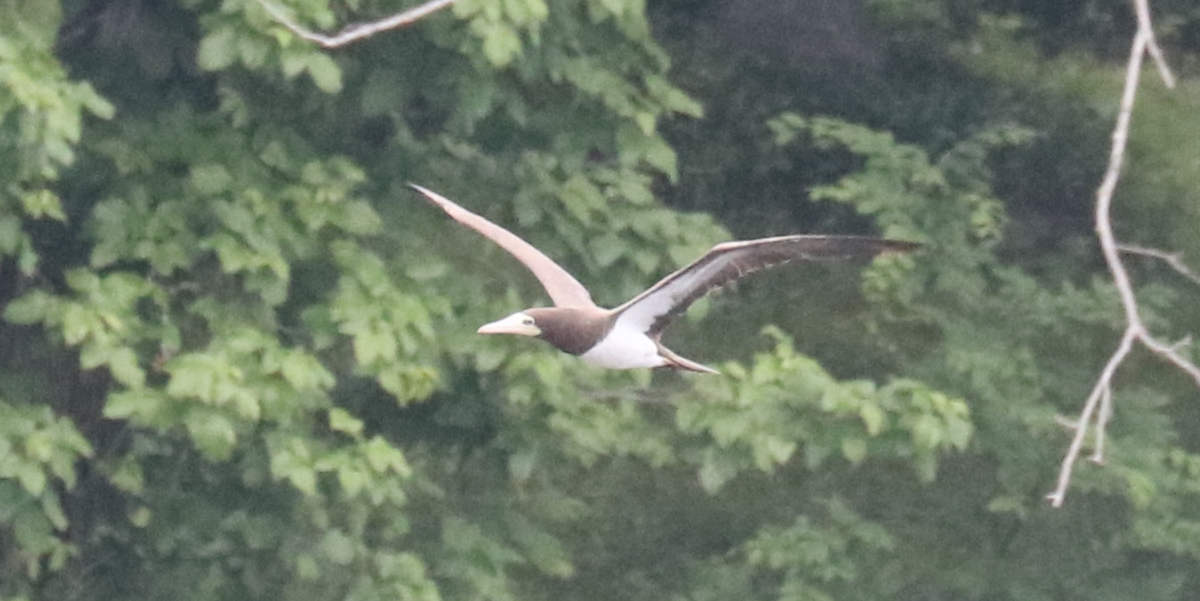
[477,310,542,337]
[476,307,606,356]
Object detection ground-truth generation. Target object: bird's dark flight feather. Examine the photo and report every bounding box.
[613,235,919,337]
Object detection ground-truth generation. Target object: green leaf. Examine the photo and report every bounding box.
[306,53,343,93]
[0,214,22,254]
[104,389,163,421]
[557,176,605,223]
[502,0,549,26]
[191,163,233,194]
[353,327,397,365]
[106,346,146,388]
[185,409,237,460]
[280,47,308,78]
[39,490,68,529]
[478,21,522,67]
[698,451,738,493]
[296,553,320,580]
[616,124,678,180]
[589,232,625,267]
[363,437,411,477]
[840,437,868,465]
[14,462,47,495]
[280,351,334,391]
[198,26,239,71]
[508,514,573,577]
[109,456,145,493]
[21,189,65,220]
[81,85,115,119]
[321,529,357,565]
[13,506,53,552]
[336,464,368,497]
[23,430,54,462]
[328,408,364,437]
[238,33,271,68]
[4,291,54,324]
[859,403,885,436]
[333,201,383,235]
[60,304,98,345]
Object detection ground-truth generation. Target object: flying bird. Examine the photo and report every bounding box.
[411,184,918,374]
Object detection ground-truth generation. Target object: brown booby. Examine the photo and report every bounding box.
[411,184,918,374]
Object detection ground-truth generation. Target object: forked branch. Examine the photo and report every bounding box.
[1117,244,1200,287]
[1047,0,1195,508]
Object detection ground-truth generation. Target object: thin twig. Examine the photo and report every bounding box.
[1132,0,1177,88]
[1141,335,1200,385]
[1117,243,1200,286]
[1048,0,1200,507]
[253,0,461,48]
[1090,384,1112,464]
[1047,330,1135,507]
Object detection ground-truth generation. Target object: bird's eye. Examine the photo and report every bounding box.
[523,318,535,326]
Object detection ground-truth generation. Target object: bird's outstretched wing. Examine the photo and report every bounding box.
[612,235,919,336]
[410,184,596,308]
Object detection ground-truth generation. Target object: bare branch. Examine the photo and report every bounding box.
[1117,243,1200,286]
[1049,0,1200,507]
[1132,0,1177,88]
[1047,330,1134,508]
[253,0,461,48]
[1141,335,1200,386]
[1053,414,1081,431]
[1089,384,1112,464]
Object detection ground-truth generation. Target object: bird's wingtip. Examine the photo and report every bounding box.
[883,240,924,256]
[408,183,453,210]
[882,239,923,253]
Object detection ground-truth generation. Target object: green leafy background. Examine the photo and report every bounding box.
[2,0,1200,599]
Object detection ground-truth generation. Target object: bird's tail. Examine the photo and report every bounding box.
[656,342,720,375]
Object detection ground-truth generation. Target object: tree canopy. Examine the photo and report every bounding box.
[3,0,1200,599]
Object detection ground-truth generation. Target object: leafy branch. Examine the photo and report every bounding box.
[1047,0,1195,507]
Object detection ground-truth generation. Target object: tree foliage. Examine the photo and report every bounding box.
[2,0,1200,600]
